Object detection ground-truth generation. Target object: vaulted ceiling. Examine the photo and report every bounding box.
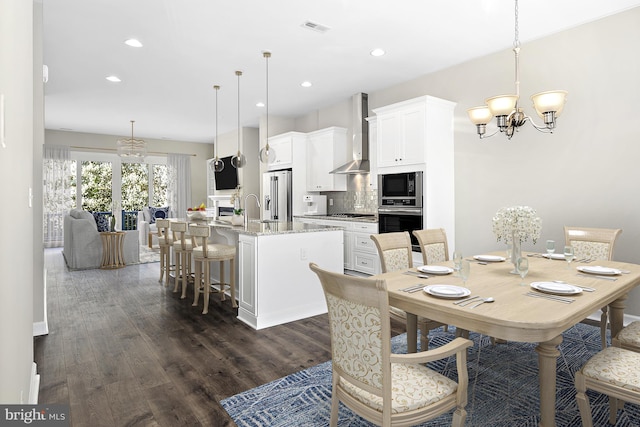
[43,0,640,143]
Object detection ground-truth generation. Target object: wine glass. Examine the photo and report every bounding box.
[517,257,529,286]
[564,245,574,269]
[546,240,555,260]
[459,259,470,286]
[453,250,463,276]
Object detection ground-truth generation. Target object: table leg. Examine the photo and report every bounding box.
[535,335,562,427]
[609,295,627,340]
[406,312,418,353]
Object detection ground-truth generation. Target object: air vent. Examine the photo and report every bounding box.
[301,20,331,34]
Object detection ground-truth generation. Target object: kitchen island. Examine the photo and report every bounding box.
[207,219,344,329]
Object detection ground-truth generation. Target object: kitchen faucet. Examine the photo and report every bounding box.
[244,193,260,227]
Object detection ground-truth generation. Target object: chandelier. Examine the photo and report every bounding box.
[117,120,147,159]
[231,70,246,168]
[467,0,567,140]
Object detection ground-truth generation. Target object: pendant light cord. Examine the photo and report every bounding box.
[236,70,242,157]
[264,51,270,150]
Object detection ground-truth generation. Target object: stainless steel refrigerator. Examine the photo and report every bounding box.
[262,169,292,221]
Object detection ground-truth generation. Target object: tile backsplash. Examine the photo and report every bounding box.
[323,175,377,214]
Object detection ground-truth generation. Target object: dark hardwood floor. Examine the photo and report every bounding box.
[35,248,354,426]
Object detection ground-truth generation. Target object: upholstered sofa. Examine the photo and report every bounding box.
[63,209,140,270]
[137,206,170,248]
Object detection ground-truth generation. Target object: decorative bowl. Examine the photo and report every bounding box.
[186,210,207,221]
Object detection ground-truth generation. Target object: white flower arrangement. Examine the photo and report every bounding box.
[229,185,243,215]
[492,206,542,244]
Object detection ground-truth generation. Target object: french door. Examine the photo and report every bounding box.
[70,151,167,230]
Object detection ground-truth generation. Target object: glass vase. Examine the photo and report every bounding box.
[510,231,521,274]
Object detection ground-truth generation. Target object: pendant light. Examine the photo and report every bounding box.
[258,51,276,164]
[210,85,224,172]
[231,70,246,168]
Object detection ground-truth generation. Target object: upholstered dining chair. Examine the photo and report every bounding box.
[412,228,449,265]
[565,226,622,348]
[170,221,195,299]
[575,346,640,426]
[155,219,174,286]
[309,262,473,427]
[370,232,445,351]
[189,224,237,314]
[612,321,640,352]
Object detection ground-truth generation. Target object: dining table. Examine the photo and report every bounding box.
[377,252,640,427]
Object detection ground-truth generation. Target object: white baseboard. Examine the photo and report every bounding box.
[28,363,39,404]
[33,268,49,337]
[585,312,640,326]
[33,321,49,336]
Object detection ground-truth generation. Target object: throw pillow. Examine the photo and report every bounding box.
[148,206,169,224]
[93,212,110,232]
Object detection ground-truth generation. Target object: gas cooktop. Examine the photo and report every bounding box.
[329,213,376,219]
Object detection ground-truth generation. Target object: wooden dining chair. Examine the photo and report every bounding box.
[309,262,473,427]
[370,232,445,350]
[565,226,622,348]
[575,346,640,426]
[612,321,640,352]
[412,228,449,265]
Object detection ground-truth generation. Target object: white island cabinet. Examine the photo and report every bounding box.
[231,222,343,330]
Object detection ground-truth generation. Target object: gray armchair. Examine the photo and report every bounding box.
[63,209,139,270]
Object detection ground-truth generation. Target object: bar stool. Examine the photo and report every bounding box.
[170,221,194,299]
[155,219,174,286]
[189,224,237,314]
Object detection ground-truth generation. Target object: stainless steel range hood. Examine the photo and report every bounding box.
[330,93,369,174]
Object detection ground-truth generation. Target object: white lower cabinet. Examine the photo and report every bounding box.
[295,217,380,275]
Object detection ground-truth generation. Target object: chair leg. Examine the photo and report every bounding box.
[203,261,211,314]
[219,260,226,302]
[159,246,165,283]
[452,407,467,427]
[608,396,619,425]
[192,259,202,308]
[330,376,339,427]
[601,306,609,348]
[173,251,181,293]
[575,371,594,427]
[181,252,191,299]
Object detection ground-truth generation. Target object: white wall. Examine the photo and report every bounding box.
[0,0,35,403]
[280,8,640,316]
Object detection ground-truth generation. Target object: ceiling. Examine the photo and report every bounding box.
[42,0,640,144]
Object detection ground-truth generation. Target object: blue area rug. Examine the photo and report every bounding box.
[221,323,640,426]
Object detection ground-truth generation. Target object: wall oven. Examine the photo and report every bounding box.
[378,171,424,251]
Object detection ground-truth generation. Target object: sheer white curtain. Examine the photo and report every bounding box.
[167,153,192,217]
[43,144,72,247]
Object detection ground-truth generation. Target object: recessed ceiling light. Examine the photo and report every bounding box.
[370,48,385,57]
[301,81,312,88]
[106,75,121,82]
[124,39,143,47]
[256,102,265,108]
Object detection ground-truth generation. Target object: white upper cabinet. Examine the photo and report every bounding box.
[306,127,348,192]
[374,99,427,168]
[267,131,305,171]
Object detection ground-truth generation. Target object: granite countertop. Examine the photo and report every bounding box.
[293,214,378,224]
[204,218,344,236]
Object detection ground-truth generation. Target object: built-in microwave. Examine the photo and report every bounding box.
[378,171,423,207]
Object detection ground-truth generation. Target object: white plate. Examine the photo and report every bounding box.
[473,255,506,262]
[577,266,622,276]
[423,285,471,299]
[530,282,583,295]
[418,265,454,275]
[543,253,571,260]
